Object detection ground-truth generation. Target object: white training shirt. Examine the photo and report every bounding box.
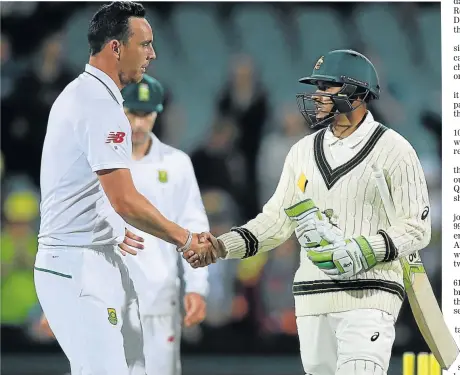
[124,134,209,314]
[38,64,131,248]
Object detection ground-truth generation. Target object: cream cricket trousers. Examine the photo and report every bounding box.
[297,309,396,375]
[34,247,139,375]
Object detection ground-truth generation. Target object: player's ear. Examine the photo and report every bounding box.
[110,40,121,59]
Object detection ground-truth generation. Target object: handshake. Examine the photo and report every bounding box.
[118,228,225,269]
[178,232,227,268]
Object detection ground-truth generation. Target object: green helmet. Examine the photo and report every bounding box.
[296,49,380,128]
[122,74,164,114]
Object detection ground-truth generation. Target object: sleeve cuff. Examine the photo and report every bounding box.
[369,231,398,262]
[91,162,129,172]
[218,231,247,259]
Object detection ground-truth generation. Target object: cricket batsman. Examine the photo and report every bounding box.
[184,49,432,375]
[120,75,209,375]
[35,2,213,374]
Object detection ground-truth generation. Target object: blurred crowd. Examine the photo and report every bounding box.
[1,1,442,357]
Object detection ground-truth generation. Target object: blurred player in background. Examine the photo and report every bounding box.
[35,2,212,374]
[121,75,209,375]
[1,191,39,326]
[185,49,431,375]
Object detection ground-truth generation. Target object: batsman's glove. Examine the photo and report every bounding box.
[307,235,378,279]
[284,199,343,249]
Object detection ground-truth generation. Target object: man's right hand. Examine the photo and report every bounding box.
[118,228,144,256]
[183,232,225,268]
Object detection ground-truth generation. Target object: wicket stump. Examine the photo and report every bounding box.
[403,352,442,375]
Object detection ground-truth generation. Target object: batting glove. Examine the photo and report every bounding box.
[307,236,378,279]
[284,199,344,249]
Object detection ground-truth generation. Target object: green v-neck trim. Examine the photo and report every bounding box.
[314,123,388,190]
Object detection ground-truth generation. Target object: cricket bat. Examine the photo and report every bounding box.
[372,165,459,370]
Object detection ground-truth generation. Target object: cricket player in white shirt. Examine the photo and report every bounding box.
[35,3,213,375]
[120,75,209,375]
[184,50,432,375]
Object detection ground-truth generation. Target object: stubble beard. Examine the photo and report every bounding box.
[119,70,142,87]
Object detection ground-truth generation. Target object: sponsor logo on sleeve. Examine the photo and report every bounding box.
[106,132,126,144]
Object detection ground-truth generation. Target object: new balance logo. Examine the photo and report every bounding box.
[106,132,126,144]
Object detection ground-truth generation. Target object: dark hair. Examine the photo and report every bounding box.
[88,1,145,56]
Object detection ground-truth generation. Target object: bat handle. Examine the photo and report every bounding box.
[371,164,383,178]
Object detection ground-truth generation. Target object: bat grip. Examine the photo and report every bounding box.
[372,166,397,225]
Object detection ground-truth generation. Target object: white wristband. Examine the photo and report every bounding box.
[176,230,193,252]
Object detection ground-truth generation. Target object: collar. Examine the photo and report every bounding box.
[134,133,163,163]
[84,64,124,106]
[324,111,376,148]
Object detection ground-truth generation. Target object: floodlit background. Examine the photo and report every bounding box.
[1,2,441,375]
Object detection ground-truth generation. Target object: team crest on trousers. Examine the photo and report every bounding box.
[107,308,118,325]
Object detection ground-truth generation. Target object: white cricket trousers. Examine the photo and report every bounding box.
[34,247,138,375]
[297,309,396,375]
[123,305,182,375]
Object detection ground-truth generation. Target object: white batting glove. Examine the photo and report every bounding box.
[284,199,344,248]
[307,236,378,280]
